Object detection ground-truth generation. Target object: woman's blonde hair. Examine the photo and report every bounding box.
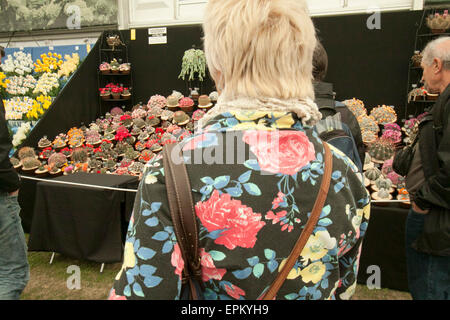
[203,0,317,101]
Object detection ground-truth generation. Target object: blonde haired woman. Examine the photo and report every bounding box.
[110,0,370,300]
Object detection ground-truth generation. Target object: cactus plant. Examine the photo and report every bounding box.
[72,148,88,163]
[18,146,36,160]
[364,167,381,181]
[367,138,395,163]
[357,115,379,134]
[133,118,146,129]
[369,105,397,125]
[343,98,367,118]
[22,157,40,169]
[48,153,67,169]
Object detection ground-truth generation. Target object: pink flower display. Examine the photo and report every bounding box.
[242,130,316,176]
[200,249,227,282]
[195,190,266,250]
[171,243,185,280]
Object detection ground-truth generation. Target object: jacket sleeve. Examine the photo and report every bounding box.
[414,104,450,210]
[0,103,20,193]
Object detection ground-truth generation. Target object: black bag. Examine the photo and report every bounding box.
[392,136,418,177]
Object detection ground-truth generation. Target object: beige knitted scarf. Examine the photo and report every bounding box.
[198,95,322,130]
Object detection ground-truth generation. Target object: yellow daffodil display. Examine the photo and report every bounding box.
[34,52,64,74]
[57,53,80,78]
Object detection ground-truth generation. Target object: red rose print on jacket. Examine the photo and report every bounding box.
[171,243,184,280]
[242,130,316,176]
[195,190,266,250]
[200,248,227,282]
[224,283,246,299]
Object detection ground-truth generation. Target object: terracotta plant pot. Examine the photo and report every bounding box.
[431,29,446,34]
[111,93,121,100]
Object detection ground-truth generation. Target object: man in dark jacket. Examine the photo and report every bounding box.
[404,36,450,300]
[0,46,29,300]
[312,41,365,165]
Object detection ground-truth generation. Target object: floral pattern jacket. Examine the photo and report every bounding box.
[109,111,370,300]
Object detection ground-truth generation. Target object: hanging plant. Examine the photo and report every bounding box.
[178,48,206,82]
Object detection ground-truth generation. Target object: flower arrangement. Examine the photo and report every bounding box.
[1,51,34,76]
[12,122,32,148]
[115,130,131,142]
[57,53,80,78]
[5,75,37,96]
[147,95,166,109]
[178,48,207,82]
[33,72,60,96]
[99,62,111,73]
[0,72,10,95]
[3,96,34,120]
[34,52,63,74]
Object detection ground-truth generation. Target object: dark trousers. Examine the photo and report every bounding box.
[405,209,450,300]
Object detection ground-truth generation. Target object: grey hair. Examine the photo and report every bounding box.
[422,36,450,69]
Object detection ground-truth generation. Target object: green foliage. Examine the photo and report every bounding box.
[178,49,206,82]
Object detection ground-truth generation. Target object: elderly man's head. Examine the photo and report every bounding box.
[421,36,450,94]
[203,0,316,101]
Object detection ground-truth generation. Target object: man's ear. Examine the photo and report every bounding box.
[434,58,443,74]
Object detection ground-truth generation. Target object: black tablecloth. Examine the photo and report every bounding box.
[28,173,139,263]
[358,204,410,292]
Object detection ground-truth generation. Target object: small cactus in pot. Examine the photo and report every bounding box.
[367,138,395,163]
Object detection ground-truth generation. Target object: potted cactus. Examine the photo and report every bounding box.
[18,146,37,161]
[21,157,41,175]
[72,147,89,163]
[35,163,49,177]
[426,11,450,33]
[367,137,395,163]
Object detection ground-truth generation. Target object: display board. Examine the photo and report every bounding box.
[0,0,118,33]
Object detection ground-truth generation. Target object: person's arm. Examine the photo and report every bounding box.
[0,103,20,194]
[414,107,450,211]
[109,154,182,300]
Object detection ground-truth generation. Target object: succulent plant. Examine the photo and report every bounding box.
[18,146,36,160]
[367,138,395,162]
[104,158,117,170]
[10,157,20,167]
[426,12,450,30]
[72,148,89,163]
[129,161,144,174]
[375,176,393,190]
[364,167,381,181]
[357,115,379,134]
[369,105,397,125]
[22,157,40,169]
[133,118,146,129]
[343,98,367,118]
[48,153,67,169]
[124,148,139,160]
[387,171,402,185]
[377,188,391,199]
[38,136,52,148]
[85,130,102,144]
[110,107,124,116]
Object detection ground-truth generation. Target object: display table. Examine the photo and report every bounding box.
[358,204,410,292]
[27,173,139,263]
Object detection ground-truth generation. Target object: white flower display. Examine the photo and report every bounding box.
[3,97,35,120]
[12,122,32,147]
[33,72,60,96]
[6,75,37,96]
[1,51,34,76]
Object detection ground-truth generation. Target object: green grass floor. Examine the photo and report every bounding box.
[21,248,412,300]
